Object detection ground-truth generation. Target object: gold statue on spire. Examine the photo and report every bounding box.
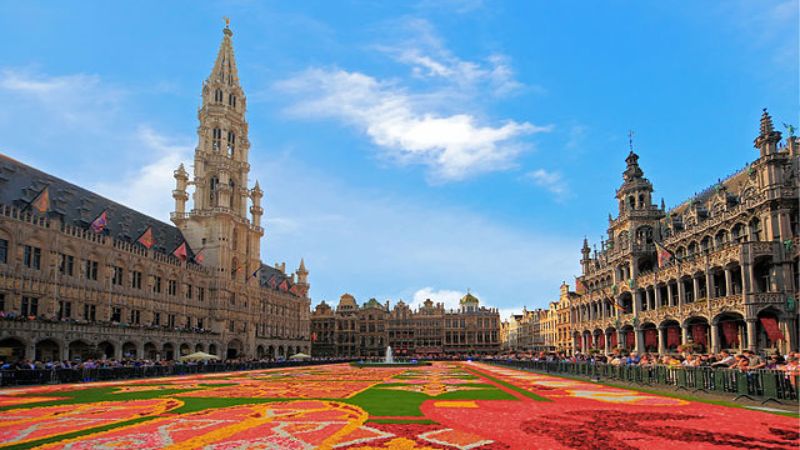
[224,16,230,28]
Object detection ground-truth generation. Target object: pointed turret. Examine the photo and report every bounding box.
[295,258,309,297]
[581,237,592,274]
[754,108,781,157]
[208,20,241,89]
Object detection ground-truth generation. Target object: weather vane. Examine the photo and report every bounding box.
[628,130,635,151]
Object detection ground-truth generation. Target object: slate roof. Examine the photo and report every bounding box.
[258,263,291,288]
[0,153,194,258]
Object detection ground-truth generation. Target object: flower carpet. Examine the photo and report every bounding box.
[0,363,796,449]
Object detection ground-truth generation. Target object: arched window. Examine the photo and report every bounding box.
[635,225,653,244]
[212,128,222,152]
[732,223,746,243]
[638,193,645,209]
[700,236,711,253]
[214,89,223,103]
[627,196,635,210]
[228,94,236,108]
[714,230,728,249]
[749,217,763,241]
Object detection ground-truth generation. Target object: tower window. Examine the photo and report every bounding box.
[227,131,235,157]
[228,94,236,107]
[210,176,219,205]
[212,128,222,152]
[214,89,223,103]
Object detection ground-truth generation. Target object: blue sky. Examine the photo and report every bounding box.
[0,1,796,317]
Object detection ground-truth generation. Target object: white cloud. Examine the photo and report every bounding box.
[93,126,193,221]
[277,68,548,182]
[0,68,124,128]
[411,287,470,311]
[382,19,526,98]
[527,169,569,200]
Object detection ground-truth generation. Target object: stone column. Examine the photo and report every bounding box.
[604,331,611,355]
[667,284,674,307]
[746,319,757,351]
[657,326,666,355]
[692,277,700,302]
[654,286,662,309]
[678,281,686,306]
[635,328,645,354]
[26,341,36,362]
[645,289,652,311]
[710,323,719,353]
[633,291,642,316]
[705,270,713,299]
[681,323,689,346]
[787,317,799,353]
[724,268,732,297]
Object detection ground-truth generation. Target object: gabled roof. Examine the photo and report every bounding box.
[0,153,193,258]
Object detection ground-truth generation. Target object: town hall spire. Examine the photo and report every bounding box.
[172,22,262,279]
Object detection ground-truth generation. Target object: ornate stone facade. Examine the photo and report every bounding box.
[311,293,501,357]
[500,282,577,353]
[0,25,311,363]
[571,110,799,355]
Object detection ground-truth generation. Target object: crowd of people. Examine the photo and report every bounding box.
[0,355,355,371]
[497,349,800,375]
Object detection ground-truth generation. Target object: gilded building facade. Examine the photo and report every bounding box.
[0,25,311,363]
[571,111,799,355]
[311,293,501,357]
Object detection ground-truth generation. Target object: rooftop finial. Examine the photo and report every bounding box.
[628,129,635,152]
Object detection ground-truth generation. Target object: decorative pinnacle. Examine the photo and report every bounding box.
[760,108,774,136]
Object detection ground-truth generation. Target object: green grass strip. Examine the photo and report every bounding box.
[0,387,198,412]
[465,367,550,401]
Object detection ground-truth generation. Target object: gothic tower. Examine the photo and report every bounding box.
[172,22,264,282]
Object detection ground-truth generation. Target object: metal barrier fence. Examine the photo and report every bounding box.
[491,360,799,405]
[0,359,357,387]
